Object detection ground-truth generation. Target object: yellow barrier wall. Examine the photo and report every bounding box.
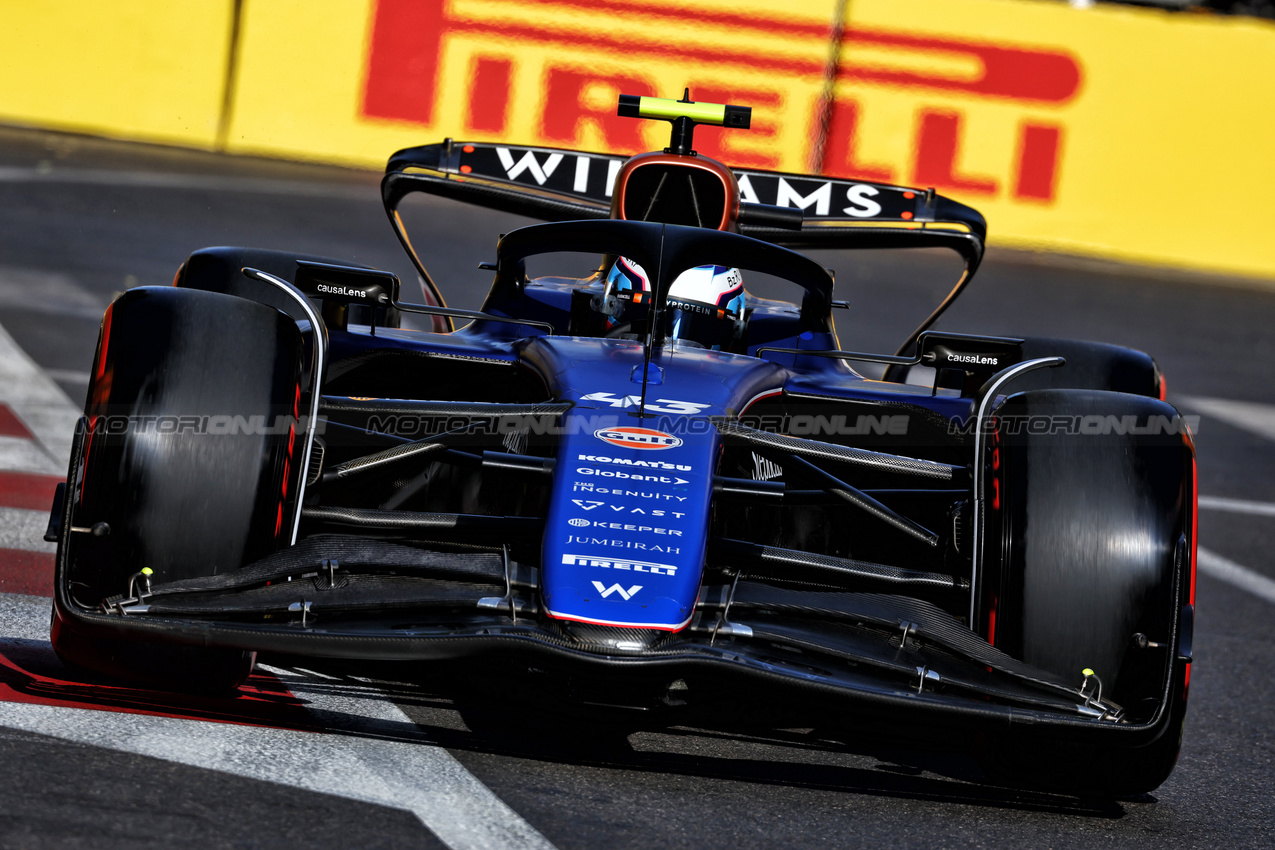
[225,0,837,169]
[0,1,235,147]
[3,0,1274,279]
[839,0,1275,279]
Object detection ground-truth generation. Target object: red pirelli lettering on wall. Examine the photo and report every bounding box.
[913,110,999,196]
[542,70,658,152]
[363,0,448,126]
[834,28,1080,103]
[467,57,514,134]
[362,0,1082,203]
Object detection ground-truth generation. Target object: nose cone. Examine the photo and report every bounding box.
[519,335,786,637]
[541,412,714,632]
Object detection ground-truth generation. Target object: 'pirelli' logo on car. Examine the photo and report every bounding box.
[561,553,678,576]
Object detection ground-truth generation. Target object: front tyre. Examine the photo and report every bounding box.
[53,287,306,694]
[977,389,1195,796]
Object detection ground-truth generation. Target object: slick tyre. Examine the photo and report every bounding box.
[1014,338,1164,398]
[53,286,306,694]
[977,389,1194,797]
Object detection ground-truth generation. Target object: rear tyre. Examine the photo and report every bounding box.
[1014,337,1163,398]
[977,389,1194,796]
[53,286,306,694]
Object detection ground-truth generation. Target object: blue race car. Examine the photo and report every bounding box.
[48,92,1196,797]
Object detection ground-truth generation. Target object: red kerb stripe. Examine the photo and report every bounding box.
[0,405,33,440]
[0,471,63,512]
[0,548,54,598]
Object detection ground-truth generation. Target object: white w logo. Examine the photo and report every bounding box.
[495,148,564,185]
[591,581,642,600]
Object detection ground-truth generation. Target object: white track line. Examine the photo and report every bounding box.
[1198,495,1275,518]
[0,507,55,553]
[1198,547,1275,605]
[0,166,378,201]
[1176,395,1275,443]
[0,695,557,850]
[44,369,90,386]
[264,665,559,850]
[0,323,79,468]
[0,266,106,320]
[0,595,559,848]
[0,435,61,476]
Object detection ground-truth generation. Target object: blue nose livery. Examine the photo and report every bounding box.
[530,337,783,630]
[542,415,713,629]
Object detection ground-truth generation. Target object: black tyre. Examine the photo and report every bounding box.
[977,389,1194,796]
[1014,337,1163,398]
[53,286,306,693]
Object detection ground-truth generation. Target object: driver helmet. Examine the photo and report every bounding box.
[595,256,652,324]
[596,257,746,350]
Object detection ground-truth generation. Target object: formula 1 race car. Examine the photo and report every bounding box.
[47,93,1195,797]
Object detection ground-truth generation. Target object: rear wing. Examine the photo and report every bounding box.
[382,140,986,353]
[383,140,986,258]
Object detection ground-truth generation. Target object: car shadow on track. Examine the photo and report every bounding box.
[264,658,1139,820]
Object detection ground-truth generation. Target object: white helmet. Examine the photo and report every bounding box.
[597,258,746,349]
